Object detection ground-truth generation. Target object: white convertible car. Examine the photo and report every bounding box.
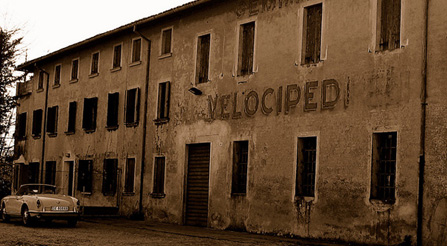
[0,184,80,226]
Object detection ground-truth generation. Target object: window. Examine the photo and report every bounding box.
[295,137,317,197]
[377,0,401,51]
[196,34,211,84]
[238,22,255,76]
[156,82,170,122]
[124,158,135,193]
[67,101,77,134]
[47,106,58,136]
[91,52,99,75]
[45,161,56,185]
[152,157,165,196]
[161,28,172,55]
[125,88,139,126]
[131,38,142,63]
[371,132,397,204]
[38,71,45,90]
[107,92,119,129]
[82,97,98,132]
[32,109,43,138]
[232,141,249,195]
[112,44,122,69]
[302,4,322,65]
[28,162,40,184]
[54,65,61,86]
[78,160,93,193]
[71,59,79,81]
[102,159,118,196]
[16,112,27,140]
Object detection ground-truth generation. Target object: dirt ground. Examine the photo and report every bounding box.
[0,217,340,246]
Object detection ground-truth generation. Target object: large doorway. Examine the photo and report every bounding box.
[64,161,74,196]
[185,143,210,227]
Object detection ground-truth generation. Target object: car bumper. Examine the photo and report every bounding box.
[29,211,80,219]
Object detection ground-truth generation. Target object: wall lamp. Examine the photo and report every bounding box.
[188,87,203,95]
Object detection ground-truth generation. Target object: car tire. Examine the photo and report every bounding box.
[1,203,9,222]
[22,206,33,226]
[67,219,77,227]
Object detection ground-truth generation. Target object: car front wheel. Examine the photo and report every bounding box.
[1,204,9,222]
[67,218,77,227]
[22,207,33,226]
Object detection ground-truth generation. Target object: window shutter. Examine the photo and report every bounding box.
[135,88,140,124]
[165,82,170,119]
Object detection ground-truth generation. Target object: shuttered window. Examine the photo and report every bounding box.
[54,65,61,86]
[371,132,397,204]
[113,44,122,68]
[107,92,119,129]
[45,161,56,185]
[238,22,255,76]
[47,106,58,136]
[232,141,249,195]
[296,137,317,197]
[302,4,322,65]
[71,59,79,81]
[38,71,45,90]
[156,82,170,122]
[124,158,135,193]
[125,88,140,126]
[152,157,165,196]
[32,109,42,138]
[82,97,98,132]
[196,34,210,84]
[91,52,99,74]
[132,38,141,63]
[161,28,172,55]
[78,160,93,193]
[67,101,77,134]
[102,159,118,196]
[378,0,401,51]
[16,112,27,140]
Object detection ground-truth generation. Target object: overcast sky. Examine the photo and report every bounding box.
[0,0,192,64]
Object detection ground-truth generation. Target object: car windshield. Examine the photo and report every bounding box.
[17,184,56,196]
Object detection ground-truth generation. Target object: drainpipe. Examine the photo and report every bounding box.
[34,64,50,185]
[417,0,429,245]
[133,25,151,219]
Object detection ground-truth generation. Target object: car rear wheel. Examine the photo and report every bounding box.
[1,203,9,222]
[67,218,77,227]
[22,207,33,226]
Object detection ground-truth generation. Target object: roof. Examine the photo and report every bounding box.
[17,0,213,71]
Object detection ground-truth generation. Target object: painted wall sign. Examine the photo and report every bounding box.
[207,79,341,120]
[235,0,306,17]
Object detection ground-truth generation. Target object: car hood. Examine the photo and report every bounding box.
[33,194,75,206]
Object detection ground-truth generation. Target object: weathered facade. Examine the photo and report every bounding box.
[11,0,447,244]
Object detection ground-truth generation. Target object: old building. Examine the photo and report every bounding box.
[11,0,447,244]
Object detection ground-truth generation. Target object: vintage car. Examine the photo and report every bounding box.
[0,184,80,226]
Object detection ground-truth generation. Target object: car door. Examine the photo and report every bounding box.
[7,193,23,216]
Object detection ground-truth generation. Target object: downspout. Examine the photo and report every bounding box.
[417,0,429,245]
[34,64,50,185]
[133,25,151,219]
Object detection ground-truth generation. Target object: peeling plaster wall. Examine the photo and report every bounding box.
[142,0,423,245]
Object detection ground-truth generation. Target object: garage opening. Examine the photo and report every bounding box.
[185,143,210,227]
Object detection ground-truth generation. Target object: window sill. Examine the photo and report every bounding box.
[300,60,323,68]
[83,129,96,134]
[294,196,315,203]
[125,122,139,128]
[106,125,119,131]
[111,67,121,73]
[36,88,44,93]
[369,198,395,209]
[65,131,75,135]
[154,118,169,125]
[32,135,41,139]
[122,192,135,196]
[151,193,166,199]
[129,61,142,67]
[69,79,78,84]
[81,192,92,196]
[52,84,60,89]
[89,73,99,78]
[231,193,246,197]
[159,53,172,60]
[47,133,57,138]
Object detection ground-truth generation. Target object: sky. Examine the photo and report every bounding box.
[0,0,193,64]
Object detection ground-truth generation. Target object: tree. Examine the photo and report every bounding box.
[0,27,22,161]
